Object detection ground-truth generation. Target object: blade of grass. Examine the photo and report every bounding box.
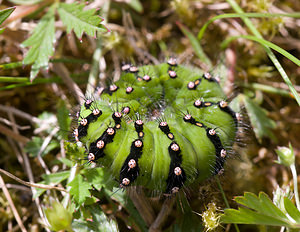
[0,58,88,70]
[243,83,295,98]
[198,12,300,40]
[0,7,16,25]
[176,21,212,68]
[226,0,300,106]
[221,35,300,67]
[0,76,86,90]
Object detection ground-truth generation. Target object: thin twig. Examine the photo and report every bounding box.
[0,117,30,130]
[5,183,31,192]
[0,168,68,192]
[0,175,27,232]
[290,164,300,210]
[53,63,85,105]
[0,123,30,144]
[127,187,156,227]
[7,112,50,231]
[36,127,59,175]
[0,105,41,124]
[149,197,176,232]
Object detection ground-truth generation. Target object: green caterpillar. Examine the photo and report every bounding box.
[73,58,238,194]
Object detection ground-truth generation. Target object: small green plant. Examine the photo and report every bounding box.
[21,2,107,80]
[222,144,300,231]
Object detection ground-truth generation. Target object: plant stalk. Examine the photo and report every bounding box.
[290,164,300,211]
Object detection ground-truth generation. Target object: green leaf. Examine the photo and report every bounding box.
[176,22,212,68]
[57,3,107,39]
[284,197,300,223]
[22,6,56,81]
[0,7,15,26]
[58,157,73,168]
[88,205,119,232]
[0,7,16,35]
[128,0,143,13]
[68,174,92,205]
[42,171,70,184]
[242,94,276,142]
[33,171,70,198]
[82,167,115,191]
[57,100,71,140]
[72,219,92,232]
[221,192,300,228]
[24,136,59,157]
[235,192,288,219]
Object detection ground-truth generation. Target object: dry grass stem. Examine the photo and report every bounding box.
[127,188,156,227]
[0,168,68,192]
[0,124,30,144]
[149,197,176,232]
[0,175,27,232]
[52,63,85,105]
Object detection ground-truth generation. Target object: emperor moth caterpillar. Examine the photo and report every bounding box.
[73,58,238,194]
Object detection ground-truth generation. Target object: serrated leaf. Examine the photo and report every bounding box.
[284,197,300,223]
[72,219,92,232]
[222,208,292,227]
[243,94,276,142]
[221,192,300,229]
[22,6,56,81]
[235,192,288,219]
[82,167,115,191]
[57,3,107,39]
[87,205,119,232]
[68,174,92,205]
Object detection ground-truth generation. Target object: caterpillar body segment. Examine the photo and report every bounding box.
[75,61,237,194]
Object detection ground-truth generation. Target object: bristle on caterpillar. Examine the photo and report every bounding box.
[73,59,238,195]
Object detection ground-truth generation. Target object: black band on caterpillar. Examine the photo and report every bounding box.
[158,121,174,140]
[88,126,116,161]
[206,128,226,175]
[119,139,143,187]
[193,100,238,127]
[166,142,186,194]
